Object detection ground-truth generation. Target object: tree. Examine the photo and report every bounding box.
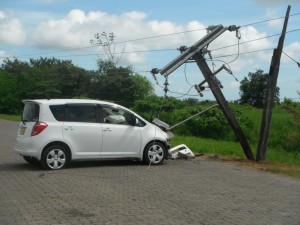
[89,32,154,107]
[29,57,88,98]
[90,32,123,66]
[85,60,154,107]
[0,57,91,114]
[239,69,280,107]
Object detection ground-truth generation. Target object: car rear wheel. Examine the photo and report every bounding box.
[41,145,70,170]
[143,142,166,165]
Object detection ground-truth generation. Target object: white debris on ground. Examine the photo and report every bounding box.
[168,144,195,160]
[152,118,195,160]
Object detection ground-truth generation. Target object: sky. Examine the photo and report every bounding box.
[0,0,300,101]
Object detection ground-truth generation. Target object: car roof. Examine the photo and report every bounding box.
[22,99,119,106]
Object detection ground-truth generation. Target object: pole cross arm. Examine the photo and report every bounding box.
[159,25,238,78]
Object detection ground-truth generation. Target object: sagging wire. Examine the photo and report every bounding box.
[208,50,216,73]
[184,62,194,87]
[204,27,241,85]
[149,68,167,169]
[147,96,166,170]
[151,67,199,98]
[282,51,300,68]
[226,27,241,65]
[211,58,239,82]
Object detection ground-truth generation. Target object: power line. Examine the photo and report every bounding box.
[240,12,300,27]
[210,48,274,59]
[8,27,299,61]
[282,51,300,68]
[2,12,300,60]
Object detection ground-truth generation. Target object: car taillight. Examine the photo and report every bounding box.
[31,122,48,136]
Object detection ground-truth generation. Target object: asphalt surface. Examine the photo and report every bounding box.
[0,119,300,225]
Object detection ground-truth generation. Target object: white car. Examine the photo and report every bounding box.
[15,99,171,170]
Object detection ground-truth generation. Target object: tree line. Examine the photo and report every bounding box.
[0,57,284,137]
[0,57,153,114]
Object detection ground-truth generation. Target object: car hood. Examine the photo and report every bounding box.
[152,118,174,139]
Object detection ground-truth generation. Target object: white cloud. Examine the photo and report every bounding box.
[32,9,187,64]
[266,9,283,27]
[29,9,273,69]
[229,80,240,88]
[0,50,7,65]
[0,11,26,45]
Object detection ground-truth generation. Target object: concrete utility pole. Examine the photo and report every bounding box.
[256,5,291,161]
[153,25,254,160]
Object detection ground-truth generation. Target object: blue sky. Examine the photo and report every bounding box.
[1,0,300,101]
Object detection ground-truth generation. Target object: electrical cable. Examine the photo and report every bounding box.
[226,29,241,65]
[146,96,166,170]
[183,62,194,87]
[2,12,299,60]
[4,27,299,61]
[282,51,300,68]
[240,12,300,28]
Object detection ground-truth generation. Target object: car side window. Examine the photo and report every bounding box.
[65,105,97,123]
[101,106,134,125]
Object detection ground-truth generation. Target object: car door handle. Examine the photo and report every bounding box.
[64,126,74,131]
[103,128,112,132]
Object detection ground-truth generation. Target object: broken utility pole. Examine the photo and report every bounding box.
[152,25,254,160]
[256,5,291,161]
[193,53,254,160]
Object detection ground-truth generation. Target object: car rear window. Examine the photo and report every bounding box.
[23,103,40,122]
[49,105,65,121]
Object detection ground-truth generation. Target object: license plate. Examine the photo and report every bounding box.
[19,127,26,135]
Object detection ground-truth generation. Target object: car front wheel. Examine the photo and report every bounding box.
[143,142,166,165]
[41,145,70,170]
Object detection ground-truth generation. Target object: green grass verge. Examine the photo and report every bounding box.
[0,114,21,121]
[171,135,300,178]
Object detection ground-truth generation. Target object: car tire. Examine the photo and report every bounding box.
[143,142,166,165]
[41,145,70,170]
[23,156,39,164]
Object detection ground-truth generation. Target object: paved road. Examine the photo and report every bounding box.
[0,119,299,225]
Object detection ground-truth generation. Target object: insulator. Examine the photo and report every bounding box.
[223,65,232,74]
[151,68,160,74]
[178,46,188,53]
[194,84,205,97]
[228,25,240,32]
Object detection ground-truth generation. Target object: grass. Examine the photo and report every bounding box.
[171,135,300,179]
[0,114,21,121]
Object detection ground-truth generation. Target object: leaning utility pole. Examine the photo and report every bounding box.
[193,53,254,160]
[152,25,254,160]
[256,5,291,161]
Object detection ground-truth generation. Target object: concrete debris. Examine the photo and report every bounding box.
[168,144,195,160]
